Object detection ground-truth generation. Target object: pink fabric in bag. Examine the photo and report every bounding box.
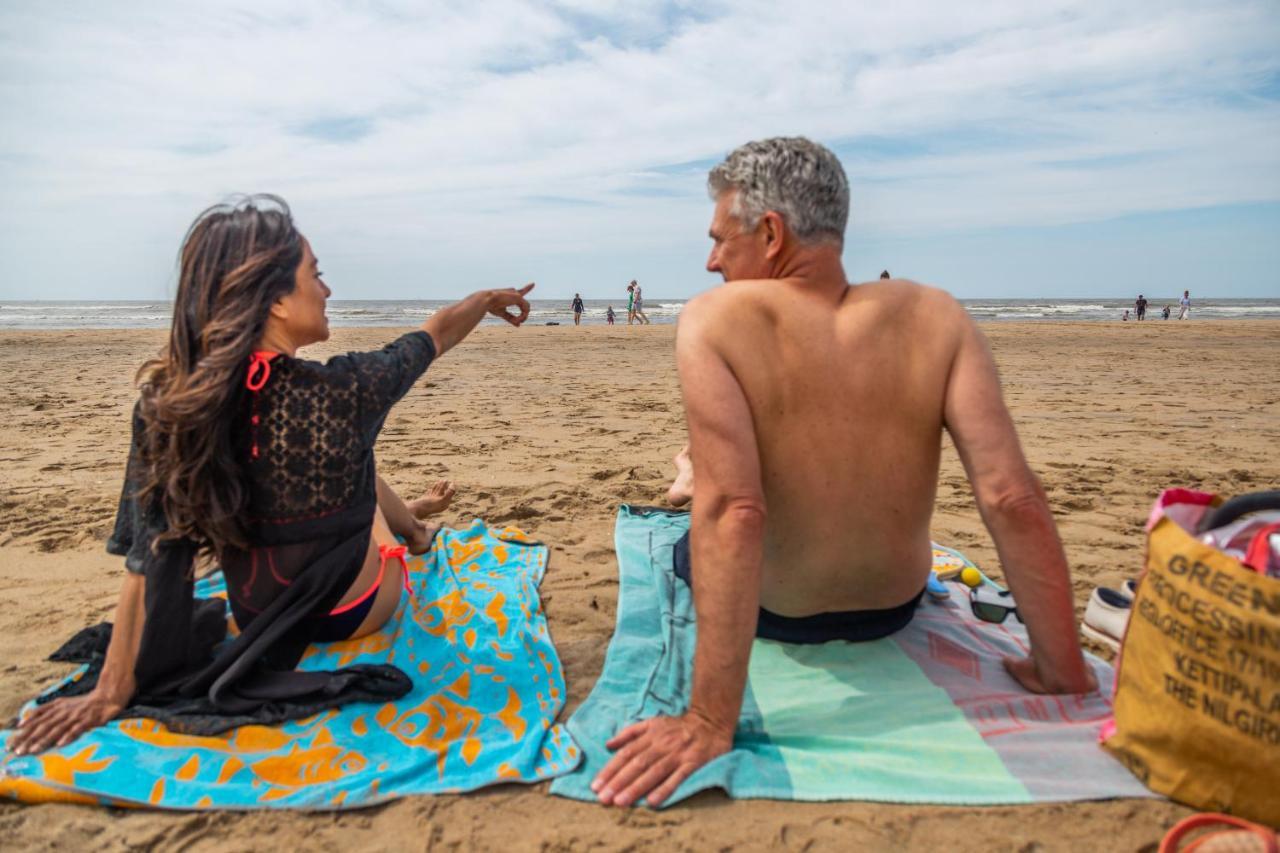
[1143,488,1216,534]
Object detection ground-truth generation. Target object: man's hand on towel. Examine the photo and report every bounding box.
[9,690,126,755]
[591,711,732,807]
[1003,654,1098,695]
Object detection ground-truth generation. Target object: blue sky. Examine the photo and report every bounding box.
[1,1,1278,300]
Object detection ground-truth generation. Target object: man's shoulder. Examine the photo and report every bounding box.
[687,278,800,309]
[850,281,973,354]
[682,283,737,319]
[852,278,963,314]
[685,278,965,327]
[679,281,774,331]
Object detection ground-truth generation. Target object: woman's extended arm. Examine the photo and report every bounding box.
[421,284,534,357]
[10,571,146,754]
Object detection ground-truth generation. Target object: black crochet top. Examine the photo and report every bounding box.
[88,331,435,730]
[222,330,436,625]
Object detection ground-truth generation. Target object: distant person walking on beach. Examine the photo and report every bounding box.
[1179,290,1191,320]
[880,270,891,279]
[1134,294,1148,321]
[632,281,651,325]
[626,282,637,325]
[572,293,585,326]
[606,306,615,325]
[1162,305,1171,320]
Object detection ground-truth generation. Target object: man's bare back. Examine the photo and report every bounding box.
[594,137,1092,809]
[693,277,961,615]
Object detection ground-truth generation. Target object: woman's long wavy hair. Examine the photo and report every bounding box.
[136,195,303,559]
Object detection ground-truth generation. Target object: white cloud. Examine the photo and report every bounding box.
[0,0,1277,297]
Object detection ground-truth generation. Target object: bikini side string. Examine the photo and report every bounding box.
[379,544,412,596]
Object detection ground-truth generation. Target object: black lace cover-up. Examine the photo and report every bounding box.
[43,331,436,734]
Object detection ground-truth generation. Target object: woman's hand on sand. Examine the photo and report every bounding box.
[486,283,535,326]
[8,690,127,755]
[591,711,732,808]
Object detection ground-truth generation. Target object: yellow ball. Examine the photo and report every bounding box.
[960,567,983,588]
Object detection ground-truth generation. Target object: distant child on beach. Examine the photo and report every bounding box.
[1122,310,1130,322]
[1162,305,1171,320]
[1179,290,1191,320]
[606,306,615,325]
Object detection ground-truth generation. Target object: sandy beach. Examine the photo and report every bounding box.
[1,319,1277,851]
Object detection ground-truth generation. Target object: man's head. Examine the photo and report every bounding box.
[705,137,848,281]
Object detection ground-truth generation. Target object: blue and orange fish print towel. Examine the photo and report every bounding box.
[0,519,580,809]
[551,506,1154,806]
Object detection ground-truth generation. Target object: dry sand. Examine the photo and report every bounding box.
[1,319,1277,851]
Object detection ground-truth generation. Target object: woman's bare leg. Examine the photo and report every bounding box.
[375,475,423,538]
[376,474,454,555]
[352,477,456,636]
[667,445,694,507]
[349,506,404,638]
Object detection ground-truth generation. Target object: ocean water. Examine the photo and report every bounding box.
[1,298,1278,330]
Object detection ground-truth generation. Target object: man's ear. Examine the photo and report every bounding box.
[761,211,786,260]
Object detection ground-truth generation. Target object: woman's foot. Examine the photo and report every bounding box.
[408,480,455,518]
[667,447,694,508]
[404,481,454,555]
[406,521,441,556]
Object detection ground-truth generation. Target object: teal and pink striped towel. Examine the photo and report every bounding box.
[550,506,1153,806]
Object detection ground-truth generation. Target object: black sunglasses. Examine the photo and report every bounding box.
[969,586,1022,625]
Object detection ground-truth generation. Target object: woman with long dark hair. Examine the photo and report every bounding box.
[10,195,533,753]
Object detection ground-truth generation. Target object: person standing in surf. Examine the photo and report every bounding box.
[1135,294,1148,321]
[632,281,651,325]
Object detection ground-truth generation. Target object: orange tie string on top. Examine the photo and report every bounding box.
[245,351,277,391]
[245,351,279,459]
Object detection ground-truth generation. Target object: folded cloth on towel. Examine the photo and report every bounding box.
[0,520,580,809]
[550,506,1155,807]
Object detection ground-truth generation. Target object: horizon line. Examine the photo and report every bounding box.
[0,295,1269,303]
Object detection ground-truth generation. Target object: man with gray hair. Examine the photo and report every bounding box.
[592,137,1096,807]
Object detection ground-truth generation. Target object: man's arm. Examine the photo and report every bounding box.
[592,298,764,807]
[943,309,1095,694]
